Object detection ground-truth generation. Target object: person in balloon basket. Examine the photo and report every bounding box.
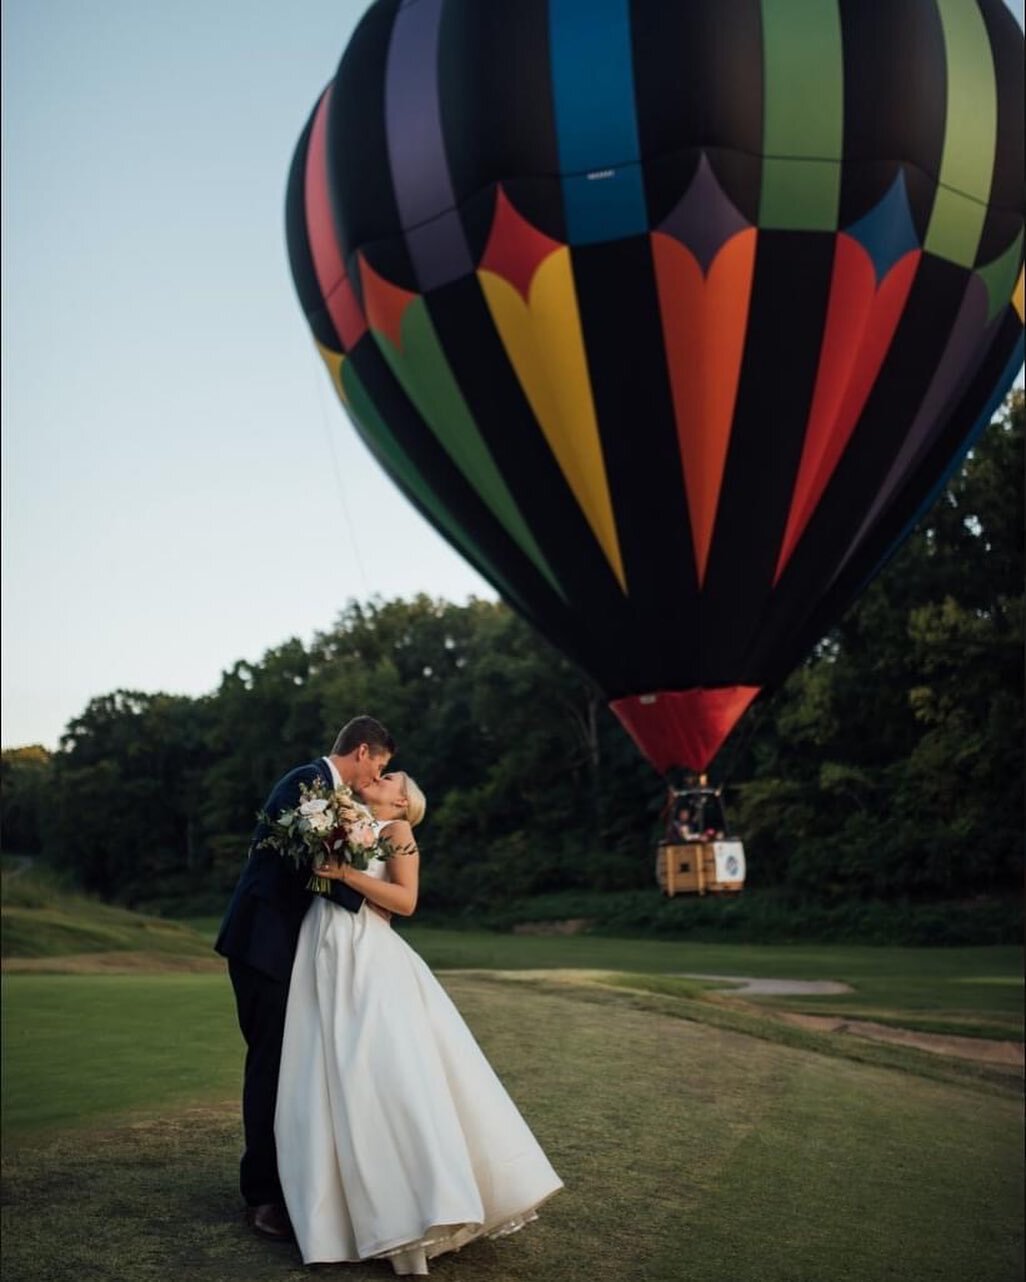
[214,714,395,1241]
[272,767,563,1274]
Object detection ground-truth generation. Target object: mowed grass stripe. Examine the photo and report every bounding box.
[2,974,1023,1282]
[4,957,1019,1146]
[2,974,243,1136]
[480,971,1023,1096]
[397,928,1025,1028]
[397,928,1025,1044]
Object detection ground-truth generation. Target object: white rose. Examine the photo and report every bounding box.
[305,812,331,833]
[299,798,329,816]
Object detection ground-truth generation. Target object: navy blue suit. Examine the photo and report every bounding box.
[215,757,364,1206]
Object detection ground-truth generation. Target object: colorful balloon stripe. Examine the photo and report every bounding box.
[767,175,930,577]
[978,230,1025,322]
[925,0,998,267]
[304,91,366,353]
[360,255,564,599]
[478,187,562,303]
[478,189,626,590]
[652,228,756,585]
[384,0,473,291]
[337,354,532,616]
[548,0,647,242]
[834,275,1005,583]
[759,0,844,230]
[775,237,920,582]
[287,0,1024,773]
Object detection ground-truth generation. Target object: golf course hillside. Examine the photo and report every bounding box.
[1,860,217,971]
[3,855,1022,1282]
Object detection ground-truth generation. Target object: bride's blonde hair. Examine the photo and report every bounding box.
[399,773,426,827]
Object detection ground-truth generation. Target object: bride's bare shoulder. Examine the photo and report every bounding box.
[380,818,418,850]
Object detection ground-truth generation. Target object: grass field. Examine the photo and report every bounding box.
[3,877,1023,1281]
[3,972,1023,1282]
[2,974,240,1135]
[190,917,1024,1040]
[2,865,213,966]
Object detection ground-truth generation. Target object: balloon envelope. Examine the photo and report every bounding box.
[287,0,1025,773]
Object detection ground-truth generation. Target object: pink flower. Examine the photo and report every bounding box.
[350,822,377,849]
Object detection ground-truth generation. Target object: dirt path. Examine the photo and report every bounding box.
[677,972,1022,1068]
[778,1011,1025,1068]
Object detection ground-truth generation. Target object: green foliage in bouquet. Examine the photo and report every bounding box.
[258,779,388,893]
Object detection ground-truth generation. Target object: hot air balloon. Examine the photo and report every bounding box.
[286,0,1025,776]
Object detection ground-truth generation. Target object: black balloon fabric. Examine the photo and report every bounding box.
[286,0,1024,772]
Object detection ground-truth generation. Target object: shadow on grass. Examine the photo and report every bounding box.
[3,1110,370,1282]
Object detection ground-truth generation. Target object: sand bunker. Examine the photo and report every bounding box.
[677,972,853,996]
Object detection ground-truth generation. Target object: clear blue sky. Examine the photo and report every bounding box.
[1,0,494,751]
[2,0,1023,751]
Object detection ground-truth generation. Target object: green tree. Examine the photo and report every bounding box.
[1,745,53,854]
[733,390,1024,900]
[49,691,211,903]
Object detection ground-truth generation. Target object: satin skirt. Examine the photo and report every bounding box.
[275,897,563,1274]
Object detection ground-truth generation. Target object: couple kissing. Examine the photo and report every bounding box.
[215,715,563,1275]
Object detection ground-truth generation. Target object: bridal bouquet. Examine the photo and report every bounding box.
[258,778,391,894]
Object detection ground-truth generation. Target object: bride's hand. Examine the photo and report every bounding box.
[314,861,393,925]
[312,861,347,881]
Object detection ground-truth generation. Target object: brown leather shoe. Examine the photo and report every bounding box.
[246,1202,294,1241]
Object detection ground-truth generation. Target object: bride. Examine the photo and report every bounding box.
[274,771,563,1275]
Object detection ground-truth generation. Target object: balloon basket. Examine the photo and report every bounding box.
[656,840,746,897]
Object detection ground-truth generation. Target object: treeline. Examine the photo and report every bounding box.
[2,393,1022,929]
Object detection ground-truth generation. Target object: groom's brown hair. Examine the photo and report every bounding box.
[331,715,395,757]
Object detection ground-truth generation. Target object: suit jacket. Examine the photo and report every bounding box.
[214,758,365,982]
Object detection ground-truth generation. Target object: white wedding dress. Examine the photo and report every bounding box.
[275,836,563,1274]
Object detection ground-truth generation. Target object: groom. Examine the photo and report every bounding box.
[215,714,395,1240]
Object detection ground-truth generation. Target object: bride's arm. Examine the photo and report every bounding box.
[314,821,420,917]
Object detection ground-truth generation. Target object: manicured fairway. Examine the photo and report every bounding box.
[393,928,1022,979]
[2,973,242,1136]
[183,920,1024,1029]
[2,971,1022,1282]
[178,920,1025,1042]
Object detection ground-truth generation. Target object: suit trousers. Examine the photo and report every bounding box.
[228,957,289,1207]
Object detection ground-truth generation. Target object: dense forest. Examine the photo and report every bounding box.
[2,393,1022,942]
